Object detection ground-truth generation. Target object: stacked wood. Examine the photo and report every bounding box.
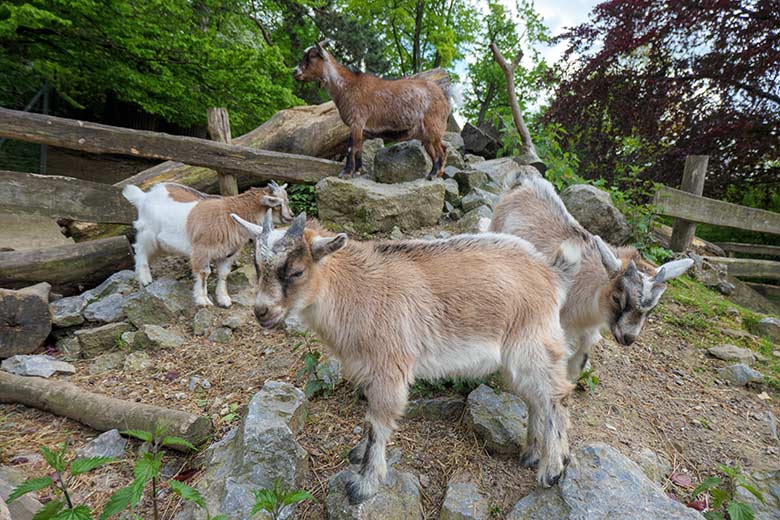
[0,283,51,358]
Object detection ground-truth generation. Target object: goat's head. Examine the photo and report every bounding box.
[594,236,693,346]
[248,182,293,225]
[293,39,332,82]
[231,210,347,328]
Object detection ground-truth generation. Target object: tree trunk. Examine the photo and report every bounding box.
[669,155,709,252]
[207,108,238,196]
[0,283,51,358]
[412,0,425,73]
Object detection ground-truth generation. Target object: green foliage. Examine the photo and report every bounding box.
[251,478,313,520]
[287,184,318,217]
[169,480,228,520]
[411,375,493,398]
[577,368,599,392]
[292,330,334,399]
[692,465,764,520]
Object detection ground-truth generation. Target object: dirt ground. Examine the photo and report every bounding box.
[1,245,779,519]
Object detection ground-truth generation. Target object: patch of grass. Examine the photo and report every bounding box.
[410,374,502,399]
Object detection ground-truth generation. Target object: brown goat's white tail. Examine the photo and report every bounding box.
[550,239,582,298]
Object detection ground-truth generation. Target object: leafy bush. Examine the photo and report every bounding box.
[252,478,313,520]
[288,184,318,218]
[690,464,764,520]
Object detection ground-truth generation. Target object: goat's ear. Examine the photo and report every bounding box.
[654,258,694,283]
[231,213,263,237]
[261,196,283,208]
[593,236,621,276]
[310,233,347,261]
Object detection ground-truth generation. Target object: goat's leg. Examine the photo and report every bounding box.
[345,377,407,504]
[347,421,370,464]
[339,134,355,178]
[133,230,155,286]
[566,328,600,383]
[436,141,447,178]
[191,252,213,307]
[214,255,236,308]
[423,140,442,180]
[519,400,542,469]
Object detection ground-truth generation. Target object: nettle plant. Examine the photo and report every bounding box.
[292,330,335,399]
[691,464,765,520]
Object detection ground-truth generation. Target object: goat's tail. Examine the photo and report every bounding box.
[445,83,463,110]
[550,239,582,297]
[122,184,146,207]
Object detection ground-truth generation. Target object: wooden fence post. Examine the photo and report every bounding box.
[669,155,709,252]
[207,108,238,196]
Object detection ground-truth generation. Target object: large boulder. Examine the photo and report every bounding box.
[461,123,500,159]
[326,470,423,520]
[465,384,527,456]
[361,138,385,178]
[134,324,185,350]
[560,185,632,245]
[374,140,433,184]
[507,443,703,519]
[176,381,308,520]
[317,177,445,233]
[0,283,51,358]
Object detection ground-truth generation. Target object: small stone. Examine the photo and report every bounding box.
[89,352,126,374]
[360,138,385,178]
[561,184,632,245]
[374,140,432,184]
[1,355,75,378]
[192,307,218,336]
[750,317,780,344]
[440,477,489,520]
[465,385,527,456]
[464,154,485,165]
[123,291,175,328]
[443,178,460,204]
[143,278,193,316]
[461,188,499,212]
[83,293,128,323]
[76,429,127,459]
[326,469,422,520]
[437,231,451,239]
[222,312,247,330]
[75,322,134,357]
[453,170,488,195]
[208,327,232,343]
[707,344,756,364]
[458,206,493,234]
[389,226,405,241]
[717,363,764,386]
[56,336,81,361]
[353,426,363,435]
[134,325,185,350]
[120,331,136,348]
[188,375,212,391]
[50,295,87,327]
[316,358,342,387]
[123,351,152,372]
[82,270,136,302]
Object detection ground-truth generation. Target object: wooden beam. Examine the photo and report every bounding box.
[0,107,341,184]
[670,155,708,252]
[703,256,780,281]
[654,186,780,236]
[0,236,133,295]
[207,108,238,196]
[713,242,780,258]
[0,170,134,223]
[747,282,780,300]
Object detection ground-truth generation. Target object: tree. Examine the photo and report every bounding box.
[546,0,780,199]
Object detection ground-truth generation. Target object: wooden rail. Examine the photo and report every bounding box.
[703,256,780,281]
[0,107,341,184]
[0,170,134,224]
[713,242,780,258]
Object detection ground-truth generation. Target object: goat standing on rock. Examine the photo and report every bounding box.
[122,181,293,307]
[293,40,452,180]
[233,210,581,504]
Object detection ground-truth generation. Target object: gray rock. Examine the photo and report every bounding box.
[82,270,137,302]
[453,170,488,195]
[144,278,194,316]
[471,158,532,191]
[751,317,780,344]
[226,265,256,294]
[440,478,488,520]
[188,375,212,391]
[478,182,502,195]
[123,291,175,327]
[717,363,764,385]
[1,355,75,378]
[0,465,42,520]
[123,351,152,372]
[461,188,500,213]
[445,144,467,170]
[448,207,462,221]
[734,470,780,520]
[508,443,702,520]
[461,122,499,160]
[406,397,465,421]
[51,295,87,327]
[361,138,385,178]
[561,185,632,245]
[222,312,248,331]
[635,448,671,485]
[120,331,136,348]
[326,470,422,520]
[465,385,527,456]
[74,322,133,357]
[374,140,433,184]
[389,226,405,241]
[707,344,756,364]
[83,293,128,323]
[135,325,185,350]
[89,352,126,374]
[56,336,81,361]
[208,327,232,343]
[316,177,445,234]
[284,313,308,334]
[316,358,342,387]
[76,429,127,459]
[443,132,465,153]
[193,308,218,337]
[175,381,307,520]
[464,154,485,165]
[458,206,493,234]
[443,178,460,205]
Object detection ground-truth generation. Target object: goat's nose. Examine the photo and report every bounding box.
[254,305,269,321]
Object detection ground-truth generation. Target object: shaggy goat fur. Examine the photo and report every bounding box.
[490,172,693,380]
[232,211,580,504]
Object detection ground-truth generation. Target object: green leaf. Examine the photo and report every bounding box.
[169,480,205,509]
[100,484,139,520]
[211,516,228,520]
[133,452,163,482]
[717,464,739,479]
[41,446,66,473]
[51,505,93,520]
[304,380,322,399]
[161,436,196,451]
[703,512,726,520]
[71,457,119,476]
[692,476,724,498]
[32,499,65,520]
[219,413,237,424]
[7,477,53,503]
[726,501,755,520]
[121,430,153,442]
[736,481,765,504]
[251,488,277,514]
[711,487,730,509]
[281,489,313,506]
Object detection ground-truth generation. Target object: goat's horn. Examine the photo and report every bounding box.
[285,212,306,240]
[268,180,278,188]
[316,38,332,50]
[261,208,274,238]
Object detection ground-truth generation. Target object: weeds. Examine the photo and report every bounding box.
[690,464,764,520]
[577,367,600,392]
[291,330,336,398]
[251,478,313,520]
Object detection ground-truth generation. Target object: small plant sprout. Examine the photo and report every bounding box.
[251,478,313,520]
[577,368,600,392]
[292,330,334,399]
[690,464,765,520]
[169,480,227,520]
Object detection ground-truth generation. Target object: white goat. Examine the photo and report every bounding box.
[232,210,581,504]
[122,181,292,307]
[490,172,693,381]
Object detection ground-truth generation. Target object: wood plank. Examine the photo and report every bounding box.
[0,170,134,223]
[0,236,133,295]
[713,242,780,258]
[654,186,780,236]
[0,107,342,184]
[207,108,238,196]
[747,282,780,300]
[670,155,708,252]
[703,256,780,281]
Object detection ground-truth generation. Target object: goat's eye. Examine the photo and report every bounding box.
[289,270,304,280]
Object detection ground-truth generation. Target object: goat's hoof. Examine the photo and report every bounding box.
[338,169,354,179]
[344,476,373,505]
[541,471,562,487]
[216,298,232,308]
[519,449,540,469]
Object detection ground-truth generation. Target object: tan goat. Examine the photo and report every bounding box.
[232,210,580,504]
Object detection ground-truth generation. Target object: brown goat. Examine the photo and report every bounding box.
[293,40,451,180]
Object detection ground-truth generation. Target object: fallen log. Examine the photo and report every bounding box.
[0,283,51,358]
[0,371,212,448]
[0,236,133,295]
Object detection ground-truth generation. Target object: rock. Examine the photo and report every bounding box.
[707,344,756,364]
[464,154,485,165]
[1,355,75,378]
[135,325,185,350]
[0,465,42,520]
[120,331,136,348]
[507,443,702,520]
[123,351,152,372]
[123,291,175,327]
[144,278,194,316]
[361,138,385,178]
[440,477,488,520]
[0,284,52,358]
[284,313,308,334]
[221,312,248,331]
[443,178,460,205]
[51,295,87,327]
[74,322,133,357]
[82,270,137,302]
[717,363,764,385]
[56,336,81,360]
[458,206,493,234]
[389,226,405,241]
[453,170,488,195]
[735,470,780,520]
[316,358,342,387]
[175,381,307,520]
[445,144,467,170]
[83,293,128,323]
[443,132,465,153]
[89,352,126,374]
[192,308,218,336]
[317,177,445,234]
[208,327,232,343]
[561,185,632,245]
[406,397,465,421]
[188,375,212,391]
[374,140,433,184]
[465,385,527,456]
[471,158,532,191]
[750,317,780,344]
[635,448,671,485]
[461,188,500,213]
[326,470,422,520]
[226,265,256,294]
[461,122,499,159]
[76,429,127,459]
